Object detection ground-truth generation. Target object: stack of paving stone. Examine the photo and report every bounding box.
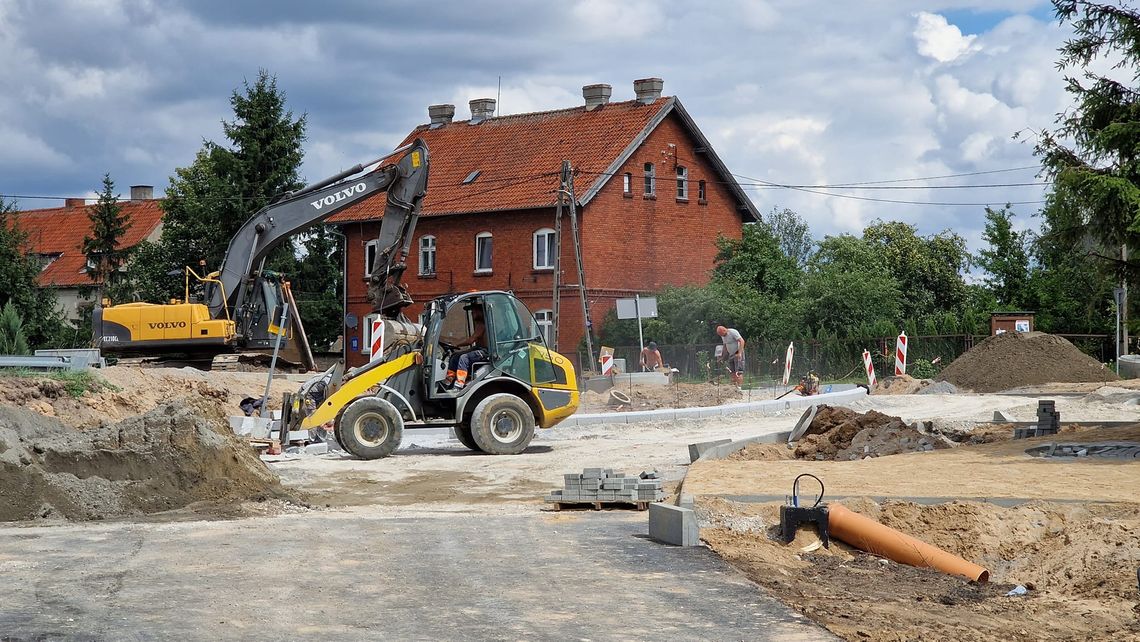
[1015,399,1061,439]
[545,468,665,506]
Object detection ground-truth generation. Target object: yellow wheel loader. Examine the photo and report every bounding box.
[284,290,579,458]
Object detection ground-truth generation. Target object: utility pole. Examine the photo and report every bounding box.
[563,161,595,371]
[1123,243,1129,357]
[551,168,564,351]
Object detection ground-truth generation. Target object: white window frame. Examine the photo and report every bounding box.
[361,313,380,354]
[475,231,493,273]
[622,172,632,194]
[676,166,688,200]
[533,228,556,270]
[364,239,378,275]
[534,309,554,346]
[419,235,436,276]
[643,163,655,195]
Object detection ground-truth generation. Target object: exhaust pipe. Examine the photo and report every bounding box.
[828,503,989,582]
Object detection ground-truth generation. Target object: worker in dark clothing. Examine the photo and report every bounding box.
[443,306,487,389]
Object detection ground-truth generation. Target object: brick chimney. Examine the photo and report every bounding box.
[468,98,496,124]
[582,84,612,111]
[633,77,664,104]
[428,104,455,127]
[64,198,85,208]
[130,185,154,200]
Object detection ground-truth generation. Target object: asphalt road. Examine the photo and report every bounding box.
[0,509,832,641]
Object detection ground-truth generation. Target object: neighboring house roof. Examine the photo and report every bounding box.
[10,200,164,287]
[328,96,759,223]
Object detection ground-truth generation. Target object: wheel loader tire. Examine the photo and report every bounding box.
[470,393,535,455]
[336,397,404,460]
[453,423,482,452]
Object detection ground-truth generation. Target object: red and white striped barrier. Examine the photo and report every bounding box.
[600,353,613,376]
[895,332,907,376]
[862,349,877,387]
[782,342,794,386]
[369,319,385,363]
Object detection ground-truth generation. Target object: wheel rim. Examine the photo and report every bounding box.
[489,408,525,444]
[353,411,391,447]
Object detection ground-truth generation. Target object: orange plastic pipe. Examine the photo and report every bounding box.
[828,503,989,582]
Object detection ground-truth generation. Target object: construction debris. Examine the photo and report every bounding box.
[545,468,665,508]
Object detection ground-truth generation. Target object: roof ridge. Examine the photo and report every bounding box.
[416,96,673,129]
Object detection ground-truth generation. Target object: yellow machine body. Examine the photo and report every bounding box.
[96,302,235,351]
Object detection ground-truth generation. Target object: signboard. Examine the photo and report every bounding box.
[615,297,658,320]
[1015,320,1030,333]
[1114,287,1126,308]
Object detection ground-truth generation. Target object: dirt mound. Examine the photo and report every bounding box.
[0,400,294,522]
[937,332,1117,393]
[579,382,743,413]
[792,405,950,460]
[700,497,1140,641]
[0,367,296,429]
[871,374,929,395]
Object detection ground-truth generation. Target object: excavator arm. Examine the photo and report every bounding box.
[206,139,429,329]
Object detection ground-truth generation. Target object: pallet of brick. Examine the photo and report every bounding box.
[545,468,665,511]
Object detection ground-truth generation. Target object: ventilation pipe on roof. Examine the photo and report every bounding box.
[130,185,154,200]
[469,98,496,124]
[583,84,612,111]
[428,104,455,127]
[633,77,664,104]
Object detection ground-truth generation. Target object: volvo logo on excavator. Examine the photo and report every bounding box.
[147,321,187,329]
[310,182,367,210]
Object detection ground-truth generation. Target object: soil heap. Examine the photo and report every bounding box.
[729,405,951,461]
[0,400,293,522]
[936,331,1116,393]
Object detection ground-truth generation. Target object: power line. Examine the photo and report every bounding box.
[755,164,1042,187]
[739,183,1046,207]
[741,181,1050,190]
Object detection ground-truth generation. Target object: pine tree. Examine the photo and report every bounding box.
[1034,1,1140,275]
[0,301,30,355]
[139,69,308,299]
[82,174,132,303]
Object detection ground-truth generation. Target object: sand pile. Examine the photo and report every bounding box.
[700,497,1140,641]
[871,374,928,395]
[936,332,1116,393]
[0,400,293,522]
[0,367,295,428]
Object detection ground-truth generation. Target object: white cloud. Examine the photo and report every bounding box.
[914,12,979,63]
[0,127,71,170]
[570,0,664,39]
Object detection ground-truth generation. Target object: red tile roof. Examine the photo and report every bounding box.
[10,200,164,287]
[328,97,674,223]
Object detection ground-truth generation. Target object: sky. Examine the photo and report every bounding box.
[0,0,1076,254]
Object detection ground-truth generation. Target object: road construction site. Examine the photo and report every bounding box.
[2,331,1139,640]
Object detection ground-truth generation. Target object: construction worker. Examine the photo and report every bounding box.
[640,341,663,371]
[443,305,487,389]
[716,325,745,386]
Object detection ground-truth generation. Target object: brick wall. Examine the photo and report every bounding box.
[339,112,747,368]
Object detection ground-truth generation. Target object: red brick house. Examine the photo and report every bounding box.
[11,188,163,322]
[330,78,759,369]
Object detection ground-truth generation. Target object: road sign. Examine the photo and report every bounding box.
[1114,287,1126,308]
[615,297,658,320]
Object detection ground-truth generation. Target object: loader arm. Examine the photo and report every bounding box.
[206,139,429,322]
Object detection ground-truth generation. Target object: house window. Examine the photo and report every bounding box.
[534,309,554,345]
[475,232,493,272]
[622,173,632,194]
[364,239,378,275]
[676,166,688,200]
[698,180,707,202]
[643,163,655,195]
[419,236,436,275]
[533,228,556,270]
[361,313,379,354]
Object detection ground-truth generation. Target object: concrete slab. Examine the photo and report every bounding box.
[688,438,733,463]
[649,503,701,547]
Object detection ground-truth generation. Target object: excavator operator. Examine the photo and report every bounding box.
[443,304,488,389]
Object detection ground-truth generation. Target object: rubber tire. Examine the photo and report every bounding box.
[335,397,404,460]
[469,393,536,455]
[453,423,482,452]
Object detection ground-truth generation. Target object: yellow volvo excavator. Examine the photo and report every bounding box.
[94,139,431,365]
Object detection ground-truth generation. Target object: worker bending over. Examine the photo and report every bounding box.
[640,341,663,371]
[716,325,746,386]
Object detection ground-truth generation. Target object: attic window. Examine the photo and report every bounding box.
[463,170,481,185]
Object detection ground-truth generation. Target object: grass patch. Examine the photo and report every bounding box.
[1,368,119,397]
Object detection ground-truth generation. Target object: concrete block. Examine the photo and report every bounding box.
[678,494,695,510]
[649,503,700,546]
[582,467,603,479]
[581,479,602,490]
[688,438,733,463]
[564,473,582,483]
[601,479,623,490]
[303,442,329,455]
[639,470,660,480]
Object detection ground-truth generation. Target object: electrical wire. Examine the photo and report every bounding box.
[792,473,825,508]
